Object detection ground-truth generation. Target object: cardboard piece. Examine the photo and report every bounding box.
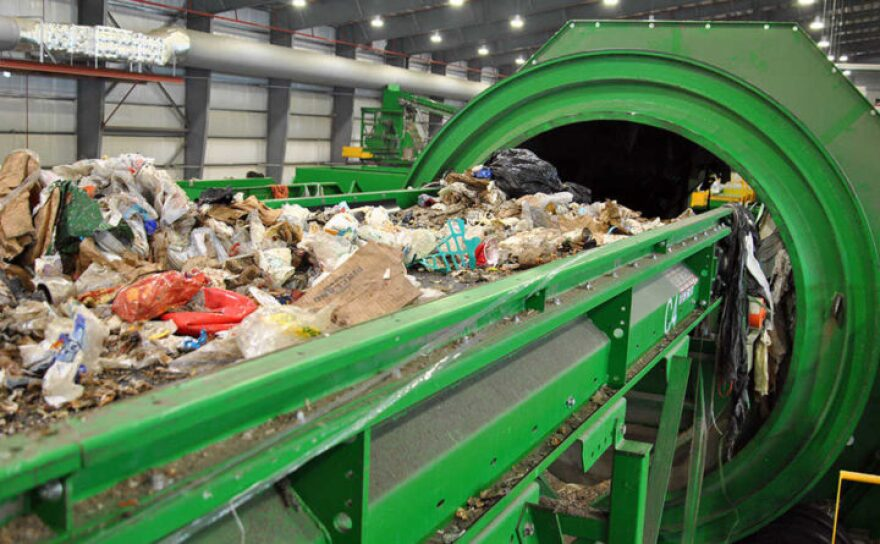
[0,150,40,260]
[295,242,420,327]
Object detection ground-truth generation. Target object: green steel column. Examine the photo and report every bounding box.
[643,356,692,543]
[610,440,652,544]
[681,366,709,544]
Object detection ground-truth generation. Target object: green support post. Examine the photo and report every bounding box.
[681,365,710,544]
[643,356,692,543]
[610,440,653,543]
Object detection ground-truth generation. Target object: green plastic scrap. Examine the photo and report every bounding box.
[419,218,480,273]
[54,181,131,254]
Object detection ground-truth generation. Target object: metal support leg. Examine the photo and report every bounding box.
[610,440,652,544]
[643,356,692,543]
[682,365,709,543]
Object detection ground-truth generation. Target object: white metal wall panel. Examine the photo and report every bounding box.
[202,165,262,179]
[287,116,331,139]
[210,81,267,111]
[205,138,265,165]
[0,0,75,22]
[104,104,183,130]
[0,134,75,166]
[290,90,333,115]
[0,74,76,99]
[208,110,266,138]
[103,136,183,166]
[285,140,330,164]
[0,96,75,132]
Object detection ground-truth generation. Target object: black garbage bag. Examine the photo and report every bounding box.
[196,187,234,206]
[485,148,591,203]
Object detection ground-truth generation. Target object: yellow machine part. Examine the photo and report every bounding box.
[342,146,374,159]
[690,174,756,208]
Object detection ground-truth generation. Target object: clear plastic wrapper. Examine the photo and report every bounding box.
[234,306,334,360]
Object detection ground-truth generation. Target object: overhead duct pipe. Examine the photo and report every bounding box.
[0,16,489,101]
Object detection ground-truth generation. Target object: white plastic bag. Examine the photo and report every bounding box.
[257,247,296,287]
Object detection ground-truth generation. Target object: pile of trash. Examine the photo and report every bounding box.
[0,148,681,435]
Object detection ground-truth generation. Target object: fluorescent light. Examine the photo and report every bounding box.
[430,31,442,43]
[839,54,849,62]
[809,17,824,30]
[449,0,465,6]
[515,56,525,65]
[602,0,619,5]
[818,37,830,48]
[797,0,816,5]
[371,15,384,28]
[843,69,852,76]
[477,45,489,56]
[1,71,10,78]
[510,15,524,29]
[827,54,835,61]
[291,0,306,7]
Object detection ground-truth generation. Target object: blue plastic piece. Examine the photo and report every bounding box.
[419,218,481,273]
[474,167,493,179]
[182,329,208,352]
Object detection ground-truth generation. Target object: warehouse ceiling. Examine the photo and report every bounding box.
[189,0,880,72]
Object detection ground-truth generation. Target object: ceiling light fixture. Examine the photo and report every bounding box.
[839,54,849,62]
[809,16,824,30]
[827,54,835,61]
[1,71,10,78]
[797,0,816,5]
[478,44,489,56]
[430,31,442,43]
[817,37,830,48]
[449,0,465,6]
[843,69,852,76]
[291,0,306,7]
[510,15,524,29]
[515,55,526,65]
[602,0,620,6]
[371,15,384,28]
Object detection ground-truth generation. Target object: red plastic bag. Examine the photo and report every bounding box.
[162,288,258,336]
[112,271,209,322]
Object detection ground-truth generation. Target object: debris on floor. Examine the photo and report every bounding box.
[0,149,683,435]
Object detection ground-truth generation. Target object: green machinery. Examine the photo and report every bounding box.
[2,21,878,543]
[347,84,459,166]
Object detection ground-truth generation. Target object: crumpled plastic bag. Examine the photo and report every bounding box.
[365,207,393,228]
[75,262,124,295]
[278,204,310,235]
[170,335,242,371]
[162,288,257,336]
[235,306,333,359]
[34,254,75,303]
[112,271,209,322]
[485,148,591,203]
[42,360,83,408]
[300,229,356,272]
[324,211,359,239]
[257,247,296,287]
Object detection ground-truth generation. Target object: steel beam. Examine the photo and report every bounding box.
[266,7,292,183]
[75,0,105,160]
[330,27,356,163]
[428,61,446,138]
[466,59,482,83]
[184,3,212,180]
[194,0,278,13]
[385,38,408,69]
